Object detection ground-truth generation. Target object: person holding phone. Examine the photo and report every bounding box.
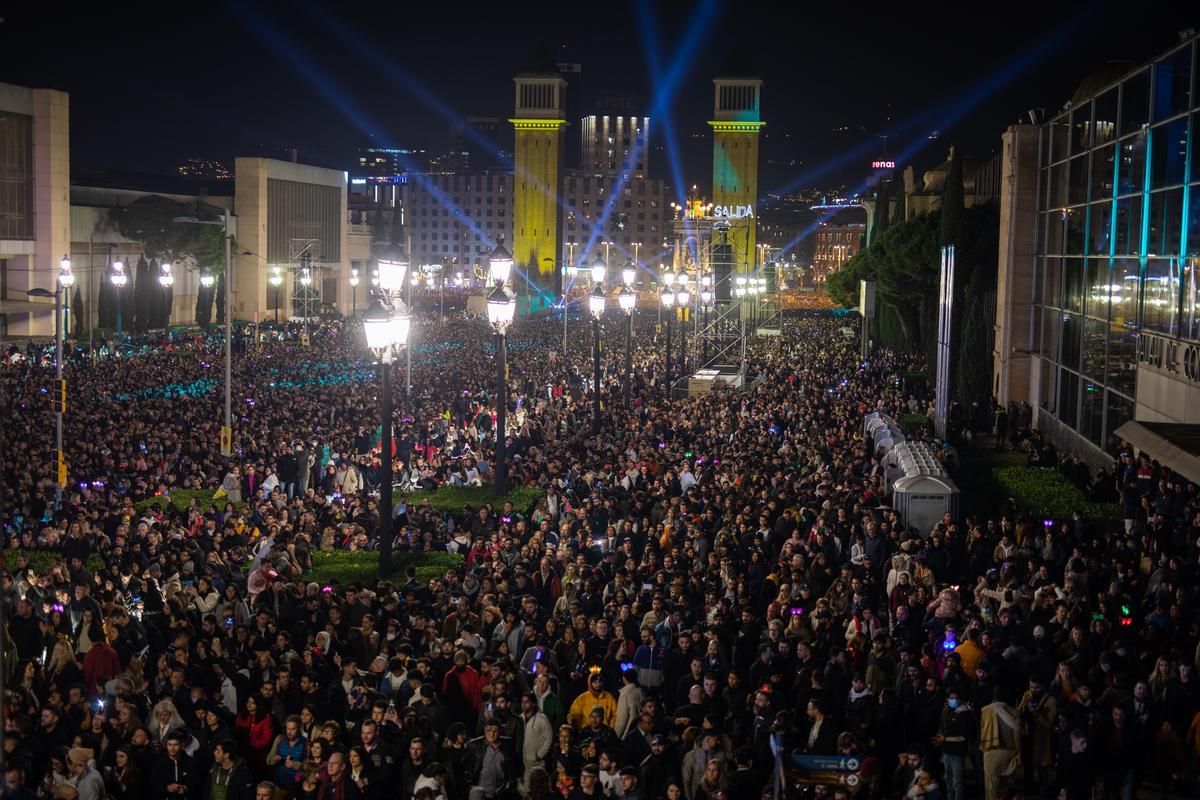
[266,715,307,789]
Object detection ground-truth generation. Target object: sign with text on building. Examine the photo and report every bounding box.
[1137,332,1200,384]
[712,204,754,219]
[872,160,896,169]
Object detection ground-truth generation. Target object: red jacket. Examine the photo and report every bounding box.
[442,664,487,713]
[236,712,276,752]
[82,642,121,695]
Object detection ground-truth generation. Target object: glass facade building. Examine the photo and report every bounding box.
[1033,36,1200,454]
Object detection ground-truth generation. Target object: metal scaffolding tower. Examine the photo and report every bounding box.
[670,218,782,382]
[288,238,322,322]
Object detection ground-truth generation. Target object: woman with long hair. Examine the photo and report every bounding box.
[147,699,188,748]
[14,659,46,710]
[44,638,81,695]
[188,576,219,618]
[74,608,104,655]
[234,694,276,777]
[694,757,727,800]
[527,766,553,800]
[305,737,330,780]
[105,744,143,800]
[112,701,141,743]
[345,745,379,799]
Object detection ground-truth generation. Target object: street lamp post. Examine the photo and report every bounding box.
[589,256,605,355]
[26,255,73,509]
[158,260,174,327]
[661,284,675,398]
[349,268,359,317]
[486,244,515,497]
[299,265,312,342]
[676,284,689,379]
[269,267,283,325]
[588,283,605,435]
[363,256,412,577]
[700,283,713,365]
[619,284,635,406]
[111,258,127,339]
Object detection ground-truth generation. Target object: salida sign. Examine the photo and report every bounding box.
[712,204,754,219]
[1137,332,1200,383]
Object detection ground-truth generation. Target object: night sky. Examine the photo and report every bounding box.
[3,1,1195,194]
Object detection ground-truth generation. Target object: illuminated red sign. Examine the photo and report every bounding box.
[872,160,896,169]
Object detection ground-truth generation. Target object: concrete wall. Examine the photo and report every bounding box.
[993,124,1040,405]
[233,158,269,320]
[1134,367,1200,423]
[3,87,70,337]
[234,158,350,321]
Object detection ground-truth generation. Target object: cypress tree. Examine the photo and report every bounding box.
[98,269,114,330]
[939,148,966,252]
[955,270,992,407]
[872,182,890,245]
[133,256,152,331]
[894,177,907,225]
[196,284,213,327]
[161,284,174,328]
[70,286,83,339]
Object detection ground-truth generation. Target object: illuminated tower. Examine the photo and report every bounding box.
[709,50,763,277]
[510,51,567,312]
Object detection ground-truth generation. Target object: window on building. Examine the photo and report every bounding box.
[1150,116,1189,189]
[1154,43,1194,122]
[1119,69,1151,136]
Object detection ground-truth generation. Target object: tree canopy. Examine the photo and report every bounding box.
[825,201,999,403]
[108,196,226,274]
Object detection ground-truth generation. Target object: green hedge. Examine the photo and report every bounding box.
[993,465,1121,526]
[898,413,930,438]
[136,485,543,517]
[2,549,106,575]
[135,488,240,514]
[398,484,543,514]
[308,549,464,586]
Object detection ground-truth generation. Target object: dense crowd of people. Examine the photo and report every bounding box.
[3,306,1200,800]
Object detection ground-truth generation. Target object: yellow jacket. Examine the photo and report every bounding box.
[568,689,617,730]
[954,640,983,678]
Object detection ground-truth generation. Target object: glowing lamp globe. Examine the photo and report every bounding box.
[363,301,394,353]
[618,287,636,314]
[486,284,515,333]
[489,243,513,285]
[588,285,606,319]
[589,256,606,285]
[377,257,408,293]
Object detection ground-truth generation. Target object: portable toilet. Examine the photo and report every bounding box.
[892,472,959,535]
